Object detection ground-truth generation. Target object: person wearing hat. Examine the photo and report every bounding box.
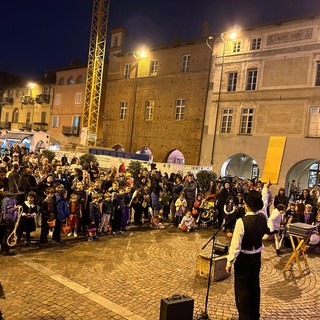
[225,190,270,320]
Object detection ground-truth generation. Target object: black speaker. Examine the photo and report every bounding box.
[159,294,194,320]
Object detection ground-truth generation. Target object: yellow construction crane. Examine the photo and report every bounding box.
[82,0,110,146]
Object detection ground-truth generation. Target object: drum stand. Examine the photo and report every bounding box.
[282,234,310,276]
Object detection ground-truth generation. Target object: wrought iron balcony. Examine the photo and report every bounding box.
[18,122,32,131]
[21,95,34,105]
[33,122,48,132]
[35,94,51,104]
[62,126,79,136]
[0,97,13,105]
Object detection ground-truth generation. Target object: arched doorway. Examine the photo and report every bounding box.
[221,153,259,179]
[35,140,46,153]
[165,149,185,164]
[12,108,19,123]
[285,159,318,191]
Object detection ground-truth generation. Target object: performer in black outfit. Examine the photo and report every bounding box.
[226,190,270,320]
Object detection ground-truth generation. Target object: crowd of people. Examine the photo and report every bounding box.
[0,144,320,256]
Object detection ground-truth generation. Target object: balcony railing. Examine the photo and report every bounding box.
[0,97,14,105]
[0,122,11,130]
[18,122,32,131]
[33,122,48,132]
[62,126,79,136]
[21,96,34,105]
[17,122,48,132]
[35,94,51,104]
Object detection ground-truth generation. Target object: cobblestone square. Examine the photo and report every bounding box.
[1,224,320,320]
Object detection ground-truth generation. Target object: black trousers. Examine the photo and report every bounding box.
[234,252,261,320]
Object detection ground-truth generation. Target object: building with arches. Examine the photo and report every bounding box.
[0,81,52,152]
[200,14,320,190]
[100,29,212,165]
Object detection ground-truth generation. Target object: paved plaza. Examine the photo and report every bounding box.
[1,224,320,320]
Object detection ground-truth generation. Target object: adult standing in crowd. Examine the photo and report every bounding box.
[226,190,270,320]
[183,173,197,210]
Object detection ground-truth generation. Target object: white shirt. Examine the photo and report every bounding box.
[226,211,265,267]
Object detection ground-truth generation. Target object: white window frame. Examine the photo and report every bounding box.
[120,101,128,120]
[54,94,61,105]
[145,100,154,121]
[227,72,238,92]
[150,60,158,76]
[52,116,60,128]
[246,69,258,91]
[181,55,190,73]
[233,41,241,53]
[308,106,320,137]
[124,63,131,79]
[221,109,233,133]
[251,38,262,50]
[240,108,254,134]
[175,99,185,120]
[75,92,82,105]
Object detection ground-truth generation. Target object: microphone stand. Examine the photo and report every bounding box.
[198,214,234,320]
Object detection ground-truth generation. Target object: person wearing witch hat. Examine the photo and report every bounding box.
[225,190,270,320]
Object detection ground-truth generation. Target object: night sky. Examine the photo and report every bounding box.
[0,0,319,79]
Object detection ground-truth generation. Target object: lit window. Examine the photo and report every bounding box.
[228,72,238,92]
[221,109,233,133]
[251,38,262,50]
[246,69,258,91]
[145,100,154,120]
[175,99,185,120]
[120,101,128,120]
[240,108,254,134]
[52,116,60,128]
[124,63,131,79]
[233,41,241,53]
[181,55,190,73]
[150,60,158,76]
[67,77,75,85]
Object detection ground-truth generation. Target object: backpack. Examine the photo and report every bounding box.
[1,196,18,222]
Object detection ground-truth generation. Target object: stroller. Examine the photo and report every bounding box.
[197,201,218,228]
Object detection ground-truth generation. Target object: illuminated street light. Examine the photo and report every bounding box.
[129,47,148,153]
[210,31,239,164]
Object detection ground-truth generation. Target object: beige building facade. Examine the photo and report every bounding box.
[101,31,211,165]
[0,83,52,151]
[201,15,320,189]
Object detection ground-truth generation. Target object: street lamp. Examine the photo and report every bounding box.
[210,32,237,165]
[129,48,148,153]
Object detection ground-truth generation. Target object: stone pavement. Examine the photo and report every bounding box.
[1,224,320,320]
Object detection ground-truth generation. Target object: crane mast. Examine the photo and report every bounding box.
[82,0,109,146]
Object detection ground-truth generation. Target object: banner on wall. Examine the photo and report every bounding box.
[54,150,213,176]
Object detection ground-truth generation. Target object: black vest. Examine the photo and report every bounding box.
[241,214,269,251]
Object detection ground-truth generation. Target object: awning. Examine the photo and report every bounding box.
[0,132,33,142]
